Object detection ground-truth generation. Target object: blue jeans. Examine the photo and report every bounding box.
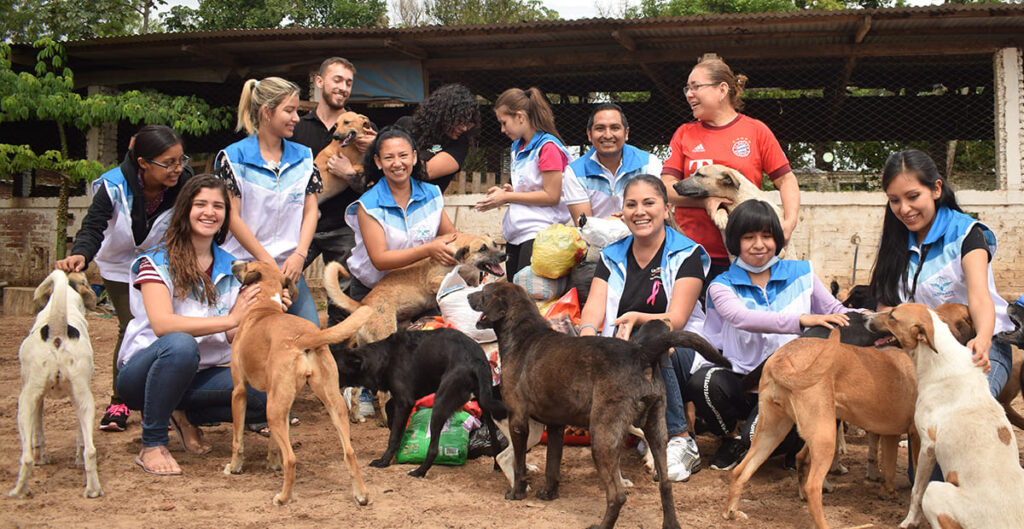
[663,347,695,436]
[116,332,267,447]
[288,275,320,327]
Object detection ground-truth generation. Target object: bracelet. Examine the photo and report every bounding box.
[578,324,599,335]
[293,249,307,259]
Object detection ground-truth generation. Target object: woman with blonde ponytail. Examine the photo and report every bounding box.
[661,58,801,287]
[475,87,592,277]
[214,76,323,326]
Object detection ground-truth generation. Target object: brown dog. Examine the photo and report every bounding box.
[314,111,370,204]
[224,260,373,506]
[323,232,506,347]
[723,303,974,529]
[671,163,784,231]
[468,281,730,529]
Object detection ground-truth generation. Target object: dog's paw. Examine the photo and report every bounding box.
[619,477,635,488]
[369,458,391,468]
[525,462,540,474]
[354,491,369,506]
[83,486,103,499]
[7,487,31,499]
[224,462,244,475]
[899,518,922,529]
[272,493,293,506]
[266,461,282,471]
[407,467,428,478]
[713,211,729,230]
[505,487,526,501]
[828,462,849,475]
[535,488,558,501]
[723,509,748,521]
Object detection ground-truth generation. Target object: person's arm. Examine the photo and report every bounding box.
[963,247,995,371]
[708,282,803,334]
[281,193,319,282]
[57,184,115,272]
[578,277,608,337]
[425,152,460,180]
[476,169,562,211]
[437,210,456,237]
[356,205,456,269]
[140,280,260,338]
[613,276,703,340]
[774,171,800,242]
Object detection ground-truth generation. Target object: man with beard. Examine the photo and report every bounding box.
[293,57,376,304]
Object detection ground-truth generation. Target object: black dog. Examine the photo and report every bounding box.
[468,281,729,529]
[332,328,507,478]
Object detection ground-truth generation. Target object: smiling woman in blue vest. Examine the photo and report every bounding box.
[116,175,270,476]
[214,76,322,327]
[578,174,708,483]
[56,125,194,433]
[869,149,1013,397]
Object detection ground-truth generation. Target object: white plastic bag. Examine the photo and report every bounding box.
[436,266,497,343]
[579,215,630,249]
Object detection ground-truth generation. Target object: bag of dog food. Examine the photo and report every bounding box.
[513,266,570,301]
[436,267,497,343]
[396,400,473,466]
[530,223,587,279]
[578,214,630,250]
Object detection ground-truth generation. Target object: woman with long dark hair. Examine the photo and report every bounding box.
[56,124,194,433]
[396,83,480,193]
[116,175,270,476]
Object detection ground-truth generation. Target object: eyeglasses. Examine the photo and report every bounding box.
[146,155,190,169]
[683,82,718,94]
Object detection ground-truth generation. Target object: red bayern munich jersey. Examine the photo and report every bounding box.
[663,114,792,262]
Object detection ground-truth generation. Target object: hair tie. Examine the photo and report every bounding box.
[251,80,260,91]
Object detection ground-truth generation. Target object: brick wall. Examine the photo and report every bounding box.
[3,192,1023,302]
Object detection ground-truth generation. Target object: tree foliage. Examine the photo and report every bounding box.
[0,39,232,259]
[0,0,172,42]
[624,0,911,17]
[424,0,559,25]
[161,0,388,31]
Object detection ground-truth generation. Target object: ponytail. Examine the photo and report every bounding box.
[236,77,300,135]
[494,87,563,143]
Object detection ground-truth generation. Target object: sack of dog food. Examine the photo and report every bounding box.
[436,267,497,343]
[578,214,630,250]
[513,266,570,301]
[531,223,587,279]
[396,399,472,466]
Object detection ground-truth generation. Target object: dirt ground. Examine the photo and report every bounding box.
[2,312,1022,529]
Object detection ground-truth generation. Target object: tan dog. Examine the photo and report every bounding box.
[9,270,101,499]
[723,304,975,529]
[314,111,370,204]
[876,303,1024,529]
[671,163,784,231]
[323,233,506,347]
[224,260,373,506]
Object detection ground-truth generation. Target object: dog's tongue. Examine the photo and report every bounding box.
[874,336,896,347]
[486,263,505,277]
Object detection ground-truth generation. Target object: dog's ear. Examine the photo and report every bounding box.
[32,280,54,314]
[283,277,299,304]
[241,269,261,286]
[911,320,937,352]
[70,275,98,311]
[454,246,470,262]
[721,168,742,188]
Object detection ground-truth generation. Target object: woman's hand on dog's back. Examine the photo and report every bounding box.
[426,234,457,266]
[55,254,86,273]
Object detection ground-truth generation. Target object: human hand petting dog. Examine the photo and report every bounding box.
[354,127,376,153]
[799,312,850,329]
[475,184,512,212]
[229,284,262,325]
[327,153,356,180]
[613,312,648,340]
[55,254,86,272]
[425,233,457,265]
[281,254,305,283]
[968,336,992,373]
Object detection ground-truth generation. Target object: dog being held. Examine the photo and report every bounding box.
[468,281,729,529]
[726,304,975,529]
[314,111,370,204]
[324,232,506,347]
[333,327,507,477]
[873,303,1024,529]
[9,270,102,499]
[224,260,373,506]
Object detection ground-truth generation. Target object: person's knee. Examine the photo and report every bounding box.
[160,332,201,369]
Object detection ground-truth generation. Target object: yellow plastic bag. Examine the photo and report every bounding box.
[530,223,587,279]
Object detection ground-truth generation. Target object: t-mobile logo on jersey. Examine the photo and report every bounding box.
[687,159,713,176]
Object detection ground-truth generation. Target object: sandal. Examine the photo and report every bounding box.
[134,446,182,476]
[170,412,212,455]
[246,414,300,438]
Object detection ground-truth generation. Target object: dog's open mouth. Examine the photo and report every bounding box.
[332,129,357,147]
[874,335,897,348]
[477,261,506,277]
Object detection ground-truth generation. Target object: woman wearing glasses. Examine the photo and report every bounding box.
[56,124,193,433]
[661,57,800,284]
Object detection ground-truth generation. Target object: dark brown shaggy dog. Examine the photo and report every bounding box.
[468,282,727,529]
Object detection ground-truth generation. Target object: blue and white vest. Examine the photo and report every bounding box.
[216,135,314,265]
[704,260,815,375]
[118,245,240,370]
[91,167,173,283]
[565,145,662,218]
[345,177,445,287]
[502,132,588,245]
[900,206,1012,335]
[599,227,709,338]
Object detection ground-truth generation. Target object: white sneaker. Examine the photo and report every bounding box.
[665,436,692,482]
[680,435,702,475]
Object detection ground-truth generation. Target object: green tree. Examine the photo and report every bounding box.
[161,0,388,31]
[624,0,906,17]
[0,0,158,42]
[0,39,233,260]
[425,0,559,25]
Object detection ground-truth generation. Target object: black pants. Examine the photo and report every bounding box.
[505,238,535,280]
